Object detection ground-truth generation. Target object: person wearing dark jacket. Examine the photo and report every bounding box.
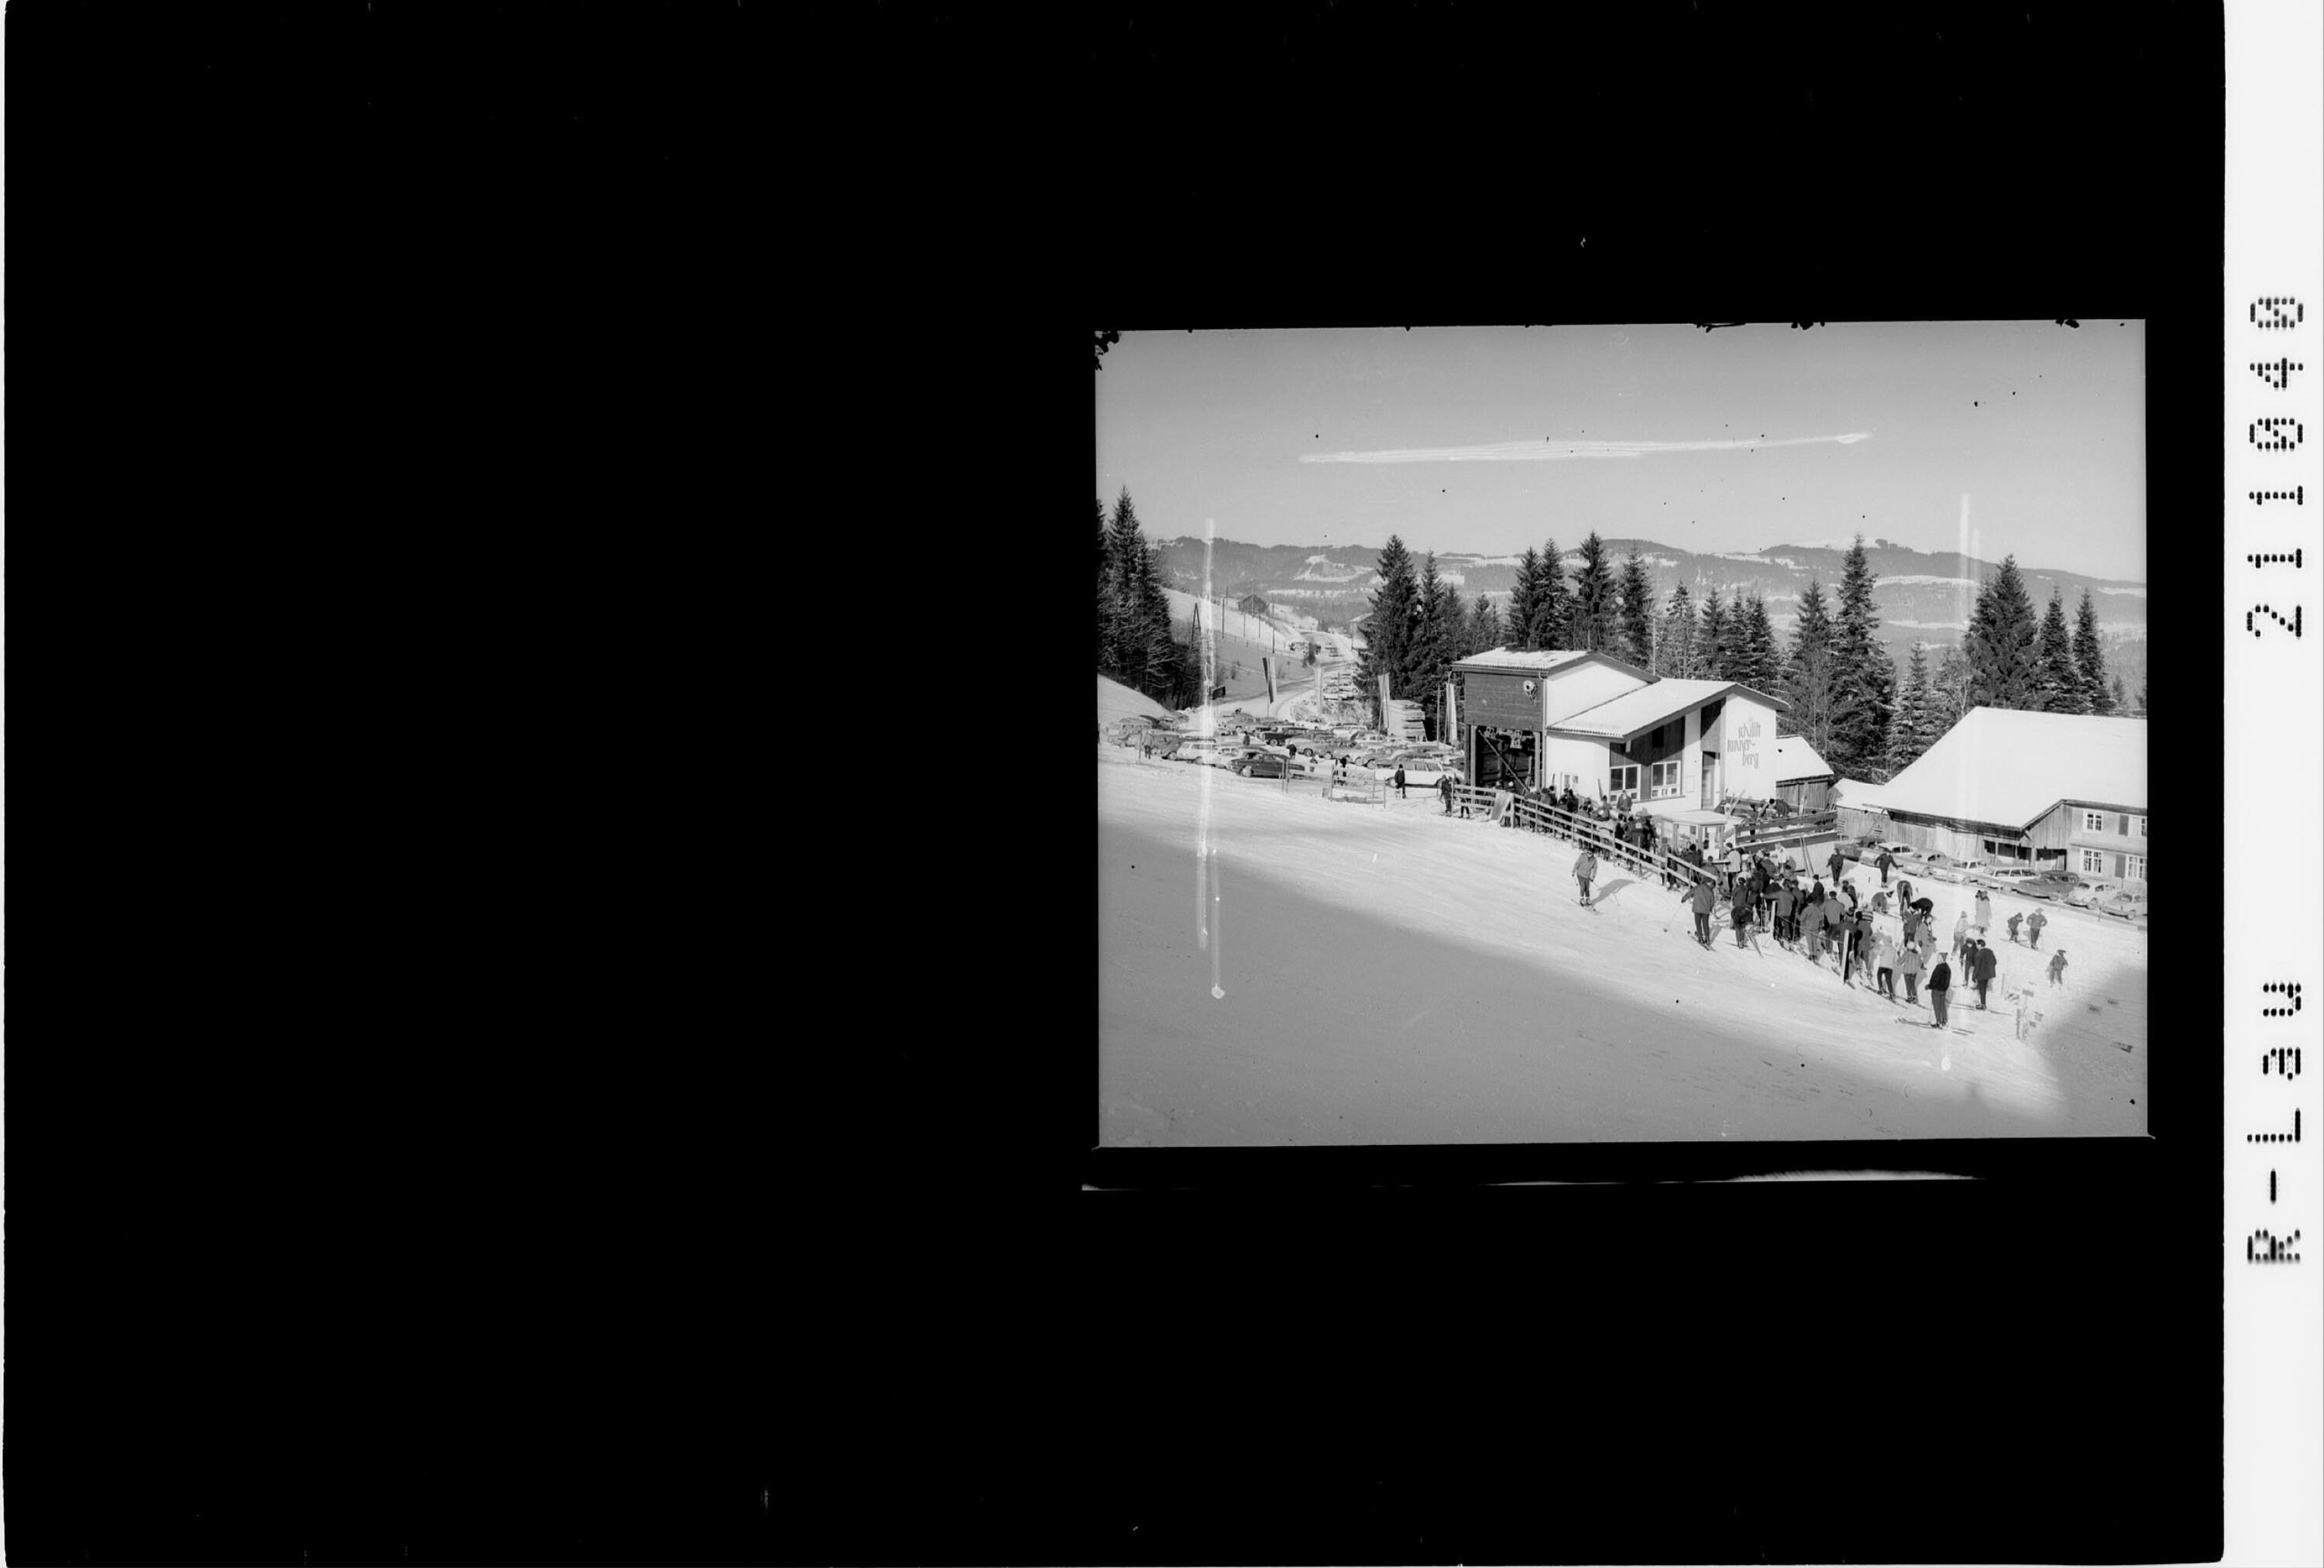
[1393,765,1407,799]
[1438,773,1455,815]
[1875,848,1895,885]
[1970,938,1999,1009]
[1927,954,1953,1027]
[1896,876,1914,911]
[1683,872,1719,947]
[1731,889,1755,947]
[1771,882,1797,946]
[1827,848,1845,884]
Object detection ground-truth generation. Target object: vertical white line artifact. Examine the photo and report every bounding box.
[1195,518,1225,996]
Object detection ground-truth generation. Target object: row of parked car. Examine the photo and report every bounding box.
[1834,836,2148,920]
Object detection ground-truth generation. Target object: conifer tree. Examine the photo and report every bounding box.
[1828,535,1896,775]
[1966,555,2042,710]
[1531,538,1571,648]
[1698,586,1730,683]
[1657,583,1697,676]
[2137,670,2147,716]
[1732,593,1782,693]
[1469,595,1503,656]
[2033,586,2084,712]
[2072,588,2113,713]
[2111,672,2127,714]
[1616,545,1658,669]
[1356,535,1421,715]
[1886,641,1937,776]
[1413,569,1465,738]
[1566,533,1618,654]
[1136,541,1183,705]
[1783,579,1838,751]
[1508,549,1542,649]
[1096,500,1116,674]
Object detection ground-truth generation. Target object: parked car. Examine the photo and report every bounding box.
[2064,879,2116,908]
[1978,867,2043,889]
[2093,889,2149,921]
[1234,752,1289,779]
[2020,869,2088,902]
[1923,857,1989,884]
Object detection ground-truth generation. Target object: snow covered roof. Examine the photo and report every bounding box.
[1451,647,1595,672]
[1875,707,2147,829]
[1769,734,1833,783]
[1831,775,1891,811]
[1549,679,1791,742]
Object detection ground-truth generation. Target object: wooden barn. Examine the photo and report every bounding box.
[1871,707,2147,887]
[1237,593,1270,615]
[1768,735,1837,811]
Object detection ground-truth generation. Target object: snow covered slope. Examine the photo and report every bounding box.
[1098,748,2146,1147]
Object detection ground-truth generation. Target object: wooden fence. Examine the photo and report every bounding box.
[1449,786,1722,894]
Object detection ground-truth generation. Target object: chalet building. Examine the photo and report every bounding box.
[1450,648,1789,813]
[1237,593,1270,615]
[1865,707,2147,886]
[1768,735,1837,811]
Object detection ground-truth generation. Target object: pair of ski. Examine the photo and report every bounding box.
[1896,1016,1975,1035]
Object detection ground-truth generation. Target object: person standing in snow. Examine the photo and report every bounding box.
[1896,876,1915,914]
[2027,908,2048,950]
[1951,911,1971,965]
[1875,848,1895,885]
[1973,888,1993,933]
[2047,948,2068,987]
[1771,879,1797,947]
[1874,927,1899,999]
[1827,846,1845,885]
[1855,905,1879,985]
[2006,911,2023,944]
[1731,889,1755,948]
[1927,953,1953,1028]
[1393,765,1407,799]
[1820,892,1848,966]
[1683,871,1718,947]
[1438,773,1454,815]
[1899,940,1924,1005]
[1573,848,1599,907]
[1970,937,1999,1009]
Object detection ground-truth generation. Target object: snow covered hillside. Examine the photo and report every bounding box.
[1098,748,2147,1146]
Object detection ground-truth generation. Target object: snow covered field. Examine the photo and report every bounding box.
[1098,747,2147,1147]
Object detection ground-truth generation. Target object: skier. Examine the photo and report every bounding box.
[1439,773,1455,815]
[1574,847,1600,907]
[2047,948,2069,988]
[1927,953,1954,1029]
[1827,846,1845,885]
[1951,911,1971,965]
[1898,940,1925,1006]
[1973,888,1993,933]
[1771,879,1798,948]
[1875,847,1896,885]
[1873,926,1899,999]
[2027,908,2048,950]
[1683,870,1719,947]
[1971,937,1999,1009]
[2006,911,2024,944]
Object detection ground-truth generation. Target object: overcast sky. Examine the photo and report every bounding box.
[1094,321,2147,583]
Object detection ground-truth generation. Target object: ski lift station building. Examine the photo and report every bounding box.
[1834,707,2147,885]
[1451,648,1789,813]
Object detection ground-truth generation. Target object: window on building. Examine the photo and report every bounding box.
[2126,854,2146,882]
[1610,764,1640,795]
[2135,815,2147,837]
[1650,760,1683,799]
[2080,848,2108,874]
[2082,810,2107,833]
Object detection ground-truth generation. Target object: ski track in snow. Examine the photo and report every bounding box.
[1098,748,2147,1147]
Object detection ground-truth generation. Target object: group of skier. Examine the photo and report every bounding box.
[1563,828,2073,1041]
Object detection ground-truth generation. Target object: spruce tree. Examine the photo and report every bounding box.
[1886,641,1935,776]
[1698,586,1730,682]
[1508,549,1542,650]
[1470,595,1503,656]
[1617,545,1658,669]
[1357,535,1421,713]
[2072,589,2113,713]
[2137,671,2147,716]
[1658,583,1697,677]
[1136,541,1182,705]
[1733,593,1781,693]
[1966,555,2042,710]
[1829,535,1895,775]
[1408,562,1462,739]
[1096,500,1116,675]
[1566,532,1618,655]
[2111,672,2127,714]
[1783,579,1838,751]
[1532,537,1571,648]
[2032,586,2083,712]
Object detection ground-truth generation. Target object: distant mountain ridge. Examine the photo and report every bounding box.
[1150,535,2147,672]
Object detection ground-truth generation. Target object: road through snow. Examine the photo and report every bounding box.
[1098,747,2147,1147]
